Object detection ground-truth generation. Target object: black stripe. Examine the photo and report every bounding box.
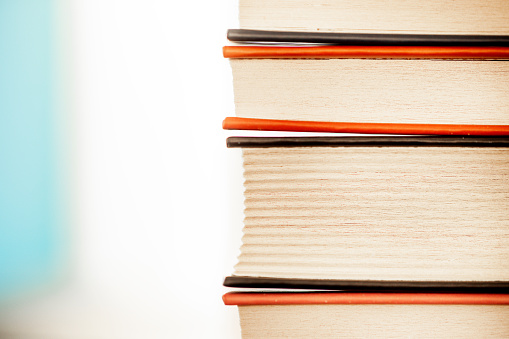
[227,29,509,46]
[226,136,509,148]
[224,276,509,293]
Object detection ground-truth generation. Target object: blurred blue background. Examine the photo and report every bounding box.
[0,0,240,338]
[0,0,64,303]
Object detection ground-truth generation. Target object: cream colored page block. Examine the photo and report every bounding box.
[231,59,509,125]
[239,305,509,338]
[239,0,509,34]
[234,147,509,281]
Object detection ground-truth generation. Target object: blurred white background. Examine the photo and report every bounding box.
[0,0,245,338]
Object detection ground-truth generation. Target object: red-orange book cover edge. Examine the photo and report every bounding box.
[223,292,509,306]
[223,45,509,59]
[222,117,509,136]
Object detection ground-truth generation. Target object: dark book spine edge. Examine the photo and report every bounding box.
[227,29,509,46]
[223,276,509,293]
[226,136,509,148]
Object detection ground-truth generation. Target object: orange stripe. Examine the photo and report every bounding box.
[222,117,509,136]
[223,292,509,306]
[223,46,509,59]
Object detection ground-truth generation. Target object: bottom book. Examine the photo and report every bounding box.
[223,292,509,338]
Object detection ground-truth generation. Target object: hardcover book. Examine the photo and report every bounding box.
[226,53,509,127]
[225,137,509,291]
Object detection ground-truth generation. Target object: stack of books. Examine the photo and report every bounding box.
[222,1,509,337]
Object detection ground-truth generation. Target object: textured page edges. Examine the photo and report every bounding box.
[223,118,509,136]
[223,46,509,59]
[226,29,509,46]
[233,146,509,282]
[223,276,509,293]
[229,59,509,125]
[223,291,509,306]
[226,136,509,148]
[237,0,509,35]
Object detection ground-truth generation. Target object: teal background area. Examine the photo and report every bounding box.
[0,0,64,301]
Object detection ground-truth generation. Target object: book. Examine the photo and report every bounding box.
[226,50,509,126]
[225,136,509,291]
[237,0,509,35]
[225,2,509,338]
[224,292,509,338]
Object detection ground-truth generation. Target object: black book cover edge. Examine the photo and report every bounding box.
[226,136,509,148]
[224,276,509,293]
[227,29,509,46]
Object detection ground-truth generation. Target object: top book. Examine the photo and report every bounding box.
[238,0,509,35]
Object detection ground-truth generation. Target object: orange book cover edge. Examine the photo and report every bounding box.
[222,117,509,136]
[223,292,509,306]
[223,46,509,59]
